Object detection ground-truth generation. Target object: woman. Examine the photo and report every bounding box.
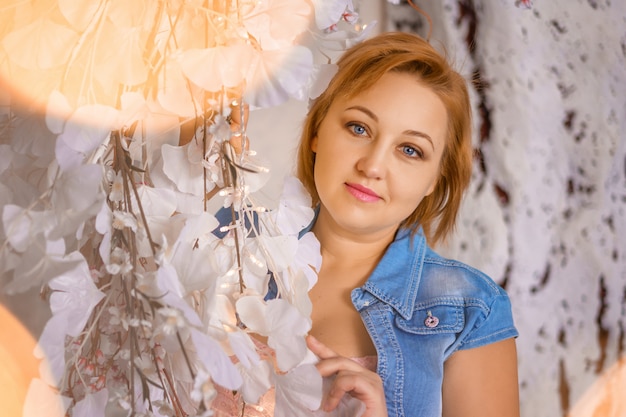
[215,31,519,416]
[298,32,520,417]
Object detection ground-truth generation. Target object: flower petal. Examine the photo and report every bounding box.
[2,17,78,69]
[274,364,323,416]
[179,44,255,91]
[245,46,313,108]
[190,328,242,391]
[72,389,108,417]
[161,143,205,195]
[310,0,351,30]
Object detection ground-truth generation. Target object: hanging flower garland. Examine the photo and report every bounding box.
[0,1,376,416]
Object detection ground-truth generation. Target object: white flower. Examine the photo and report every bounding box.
[109,171,124,202]
[270,176,314,235]
[112,210,138,231]
[274,363,323,417]
[161,141,207,196]
[207,115,230,142]
[236,296,310,372]
[311,0,355,30]
[106,247,133,275]
[157,307,186,335]
[190,368,217,409]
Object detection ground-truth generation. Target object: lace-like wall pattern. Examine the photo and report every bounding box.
[387,1,626,416]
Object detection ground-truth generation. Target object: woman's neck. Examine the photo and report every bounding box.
[312,207,397,272]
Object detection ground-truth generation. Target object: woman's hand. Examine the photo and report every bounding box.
[307,335,388,417]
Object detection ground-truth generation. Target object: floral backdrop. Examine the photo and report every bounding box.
[1,0,625,417]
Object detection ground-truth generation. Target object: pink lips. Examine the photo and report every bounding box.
[345,183,381,203]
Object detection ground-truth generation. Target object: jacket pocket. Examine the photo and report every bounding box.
[396,302,465,335]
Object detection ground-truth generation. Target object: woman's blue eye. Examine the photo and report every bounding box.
[402,145,422,158]
[349,123,367,136]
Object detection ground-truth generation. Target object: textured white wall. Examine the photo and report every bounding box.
[386,1,626,416]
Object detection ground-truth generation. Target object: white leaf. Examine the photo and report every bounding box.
[37,314,68,384]
[49,165,105,239]
[23,378,67,417]
[7,242,85,294]
[293,232,321,290]
[245,46,314,108]
[311,0,352,30]
[47,258,105,334]
[243,0,312,49]
[237,359,273,404]
[274,176,314,235]
[58,0,103,31]
[155,261,203,327]
[228,331,261,369]
[161,143,204,195]
[190,328,242,391]
[177,212,220,244]
[93,20,149,87]
[274,364,323,416]
[136,185,178,217]
[2,17,79,69]
[95,201,112,235]
[157,58,203,117]
[45,91,72,134]
[72,389,108,417]
[54,136,84,172]
[236,296,270,335]
[58,105,118,154]
[1,205,53,253]
[258,234,298,273]
[236,297,310,372]
[178,44,255,91]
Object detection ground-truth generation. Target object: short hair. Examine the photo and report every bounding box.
[296,31,473,247]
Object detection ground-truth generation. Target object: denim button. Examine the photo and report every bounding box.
[424,311,439,328]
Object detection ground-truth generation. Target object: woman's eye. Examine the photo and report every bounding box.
[348,123,367,136]
[401,145,423,159]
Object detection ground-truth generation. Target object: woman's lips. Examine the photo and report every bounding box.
[345,183,381,203]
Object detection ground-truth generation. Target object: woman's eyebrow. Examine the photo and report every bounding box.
[345,105,435,150]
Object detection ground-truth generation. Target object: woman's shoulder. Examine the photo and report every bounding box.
[419,246,509,303]
[405,246,518,351]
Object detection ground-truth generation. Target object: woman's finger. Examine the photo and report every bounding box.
[306,334,338,359]
[307,335,387,416]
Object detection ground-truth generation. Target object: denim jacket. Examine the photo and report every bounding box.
[216,206,517,416]
[351,227,518,417]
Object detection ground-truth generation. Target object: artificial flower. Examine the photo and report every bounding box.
[243,0,312,50]
[190,328,243,391]
[37,259,105,381]
[72,388,109,417]
[274,363,323,417]
[1,17,78,70]
[178,44,256,92]
[310,0,355,30]
[236,296,310,372]
[244,45,314,108]
[161,141,207,196]
[269,176,315,235]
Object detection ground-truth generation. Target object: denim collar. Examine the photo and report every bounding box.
[355,227,426,320]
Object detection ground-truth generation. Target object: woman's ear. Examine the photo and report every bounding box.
[311,135,318,152]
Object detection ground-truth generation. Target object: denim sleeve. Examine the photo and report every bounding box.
[459,293,519,350]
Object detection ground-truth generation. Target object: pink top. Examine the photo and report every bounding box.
[211,341,377,417]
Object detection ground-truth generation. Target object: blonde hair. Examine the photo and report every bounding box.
[297,32,472,247]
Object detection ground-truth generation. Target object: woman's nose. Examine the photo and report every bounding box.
[356,144,388,179]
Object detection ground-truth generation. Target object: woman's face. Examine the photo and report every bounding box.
[311,71,447,238]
